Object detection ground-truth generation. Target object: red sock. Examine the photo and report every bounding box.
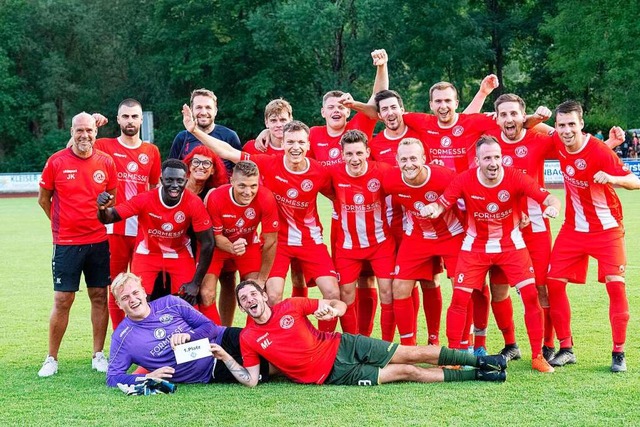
[547,278,572,348]
[394,296,416,345]
[357,288,378,336]
[422,286,442,345]
[462,298,474,348]
[380,302,396,342]
[606,281,629,353]
[520,285,543,358]
[542,306,555,347]
[340,302,358,334]
[492,297,516,345]
[291,286,308,298]
[472,286,490,349]
[199,302,221,325]
[446,289,472,350]
[318,318,338,332]
[108,291,125,330]
[411,286,420,336]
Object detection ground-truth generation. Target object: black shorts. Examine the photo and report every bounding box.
[211,327,270,383]
[52,241,110,292]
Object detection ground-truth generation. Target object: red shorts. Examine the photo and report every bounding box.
[270,243,337,282]
[207,244,261,278]
[394,234,461,281]
[132,254,195,295]
[330,217,375,277]
[334,238,396,284]
[108,234,136,277]
[491,230,551,286]
[548,226,626,284]
[455,249,535,291]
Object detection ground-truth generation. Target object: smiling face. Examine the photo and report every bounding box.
[70,113,97,157]
[429,87,459,126]
[114,278,150,321]
[231,172,259,206]
[378,96,405,132]
[160,167,188,205]
[189,154,213,182]
[397,141,427,184]
[476,140,503,184]
[496,101,526,141]
[283,129,309,168]
[342,141,370,177]
[555,111,585,152]
[237,283,270,323]
[321,96,350,132]
[192,95,217,131]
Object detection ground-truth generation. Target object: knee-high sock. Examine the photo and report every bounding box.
[542,307,555,347]
[547,278,572,348]
[462,298,474,348]
[199,302,221,325]
[520,285,544,358]
[318,318,338,332]
[340,301,358,334]
[491,296,516,345]
[291,286,308,298]
[357,287,378,336]
[411,286,420,335]
[108,291,125,331]
[380,302,396,342]
[422,287,442,345]
[446,289,473,350]
[606,281,629,353]
[394,296,416,345]
[472,286,490,349]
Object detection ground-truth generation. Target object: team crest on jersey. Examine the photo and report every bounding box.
[487,202,499,213]
[159,314,173,324]
[425,191,438,202]
[126,161,139,173]
[367,178,381,192]
[502,156,514,167]
[161,223,174,232]
[138,153,149,165]
[287,188,299,199]
[154,328,166,340]
[515,146,528,157]
[245,208,256,219]
[441,136,452,147]
[280,315,295,329]
[174,211,186,223]
[498,190,510,202]
[575,159,587,170]
[236,218,245,228]
[353,193,365,205]
[414,201,425,211]
[565,165,576,177]
[329,148,341,159]
[452,126,464,137]
[300,179,314,192]
[93,170,106,184]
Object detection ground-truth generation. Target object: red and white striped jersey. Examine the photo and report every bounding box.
[554,134,630,232]
[439,167,549,253]
[94,138,161,237]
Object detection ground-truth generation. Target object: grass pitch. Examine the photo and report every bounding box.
[2,191,640,426]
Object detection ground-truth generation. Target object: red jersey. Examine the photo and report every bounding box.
[114,187,211,259]
[438,167,550,253]
[242,139,285,156]
[328,161,392,250]
[383,165,464,240]
[369,127,432,165]
[241,153,331,246]
[485,129,556,233]
[240,298,341,384]
[403,112,498,173]
[308,113,377,167]
[94,138,161,237]
[39,147,117,245]
[554,134,630,232]
[206,184,280,246]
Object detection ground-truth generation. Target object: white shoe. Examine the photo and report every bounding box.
[92,351,109,373]
[38,356,58,377]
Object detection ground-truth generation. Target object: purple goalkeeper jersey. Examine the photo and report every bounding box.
[107,295,226,387]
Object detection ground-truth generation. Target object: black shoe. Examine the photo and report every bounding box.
[499,344,522,361]
[611,352,627,373]
[477,354,508,371]
[476,369,507,382]
[542,345,556,362]
[549,348,576,367]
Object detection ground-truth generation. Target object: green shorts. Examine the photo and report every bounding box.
[325,333,398,386]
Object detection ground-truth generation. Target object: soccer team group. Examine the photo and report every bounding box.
[36,49,640,388]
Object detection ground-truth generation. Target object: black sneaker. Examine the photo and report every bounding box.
[611,352,627,373]
[499,344,522,361]
[549,348,576,367]
[542,345,556,362]
[476,369,507,382]
[477,354,508,371]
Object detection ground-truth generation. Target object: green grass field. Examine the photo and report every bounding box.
[2,191,640,426]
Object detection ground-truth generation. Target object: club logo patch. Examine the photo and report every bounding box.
[452,126,464,137]
[575,159,587,170]
[487,202,499,213]
[93,170,106,184]
[498,190,510,202]
[245,208,256,219]
[425,191,438,202]
[154,328,166,340]
[159,314,173,324]
[161,223,174,232]
[515,146,528,157]
[565,165,575,177]
[236,218,245,228]
[280,315,294,329]
[367,178,381,192]
[174,211,186,223]
[414,201,425,211]
[287,188,299,199]
[300,179,313,192]
[138,154,149,165]
[329,148,341,159]
[502,155,514,167]
[353,193,365,205]
[441,136,452,148]
[126,161,139,173]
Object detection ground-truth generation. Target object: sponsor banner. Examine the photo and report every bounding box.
[0,173,41,193]
[544,160,640,184]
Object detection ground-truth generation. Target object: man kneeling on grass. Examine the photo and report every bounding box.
[106,273,272,387]
[210,280,508,386]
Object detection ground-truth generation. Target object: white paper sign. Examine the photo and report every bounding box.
[174,338,211,364]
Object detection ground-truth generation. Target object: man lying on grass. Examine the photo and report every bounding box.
[106,273,272,387]
[210,280,508,386]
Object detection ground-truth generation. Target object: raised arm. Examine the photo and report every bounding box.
[182,105,242,163]
[463,74,499,114]
[369,49,389,102]
[604,126,625,149]
[523,106,552,129]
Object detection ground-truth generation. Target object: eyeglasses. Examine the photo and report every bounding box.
[191,158,213,169]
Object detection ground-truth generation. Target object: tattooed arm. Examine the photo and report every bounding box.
[210,344,261,387]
